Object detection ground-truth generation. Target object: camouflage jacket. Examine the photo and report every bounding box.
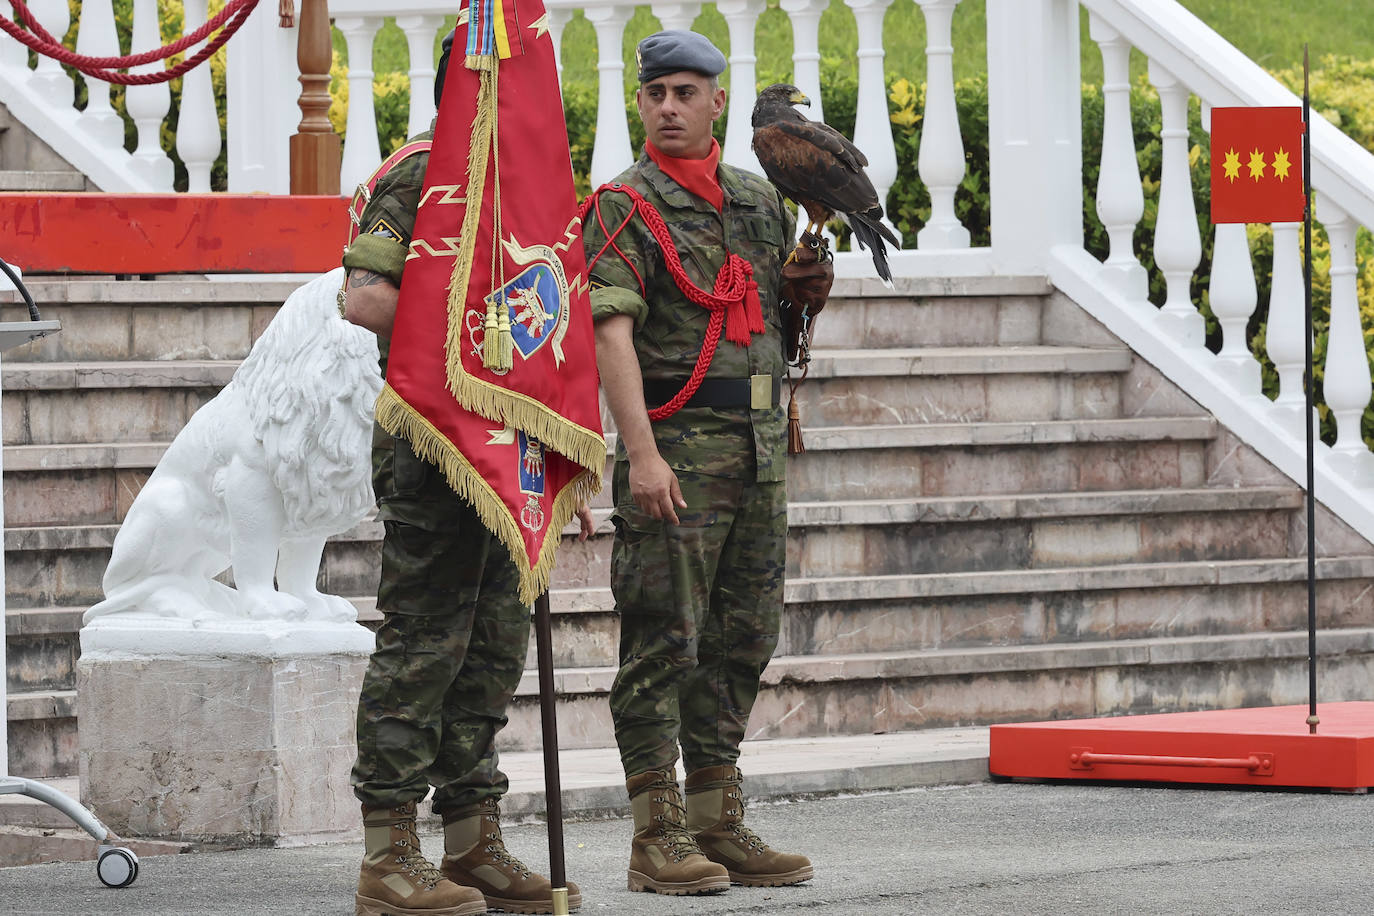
[584,153,794,483]
[340,129,433,376]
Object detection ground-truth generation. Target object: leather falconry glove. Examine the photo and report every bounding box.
[779,231,835,367]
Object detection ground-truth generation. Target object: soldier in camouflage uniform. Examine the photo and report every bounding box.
[340,31,586,916]
[583,30,832,898]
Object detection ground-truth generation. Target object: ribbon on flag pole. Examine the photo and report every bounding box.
[375,0,604,604]
[1210,106,1305,224]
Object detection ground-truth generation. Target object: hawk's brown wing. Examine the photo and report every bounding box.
[752,119,880,216]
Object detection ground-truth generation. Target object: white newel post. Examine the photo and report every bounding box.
[126,0,174,190]
[337,17,384,195]
[587,5,634,188]
[176,0,222,192]
[986,0,1083,272]
[1318,201,1374,483]
[846,0,900,246]
[1148,59,1202,347]
[915,0,968,250]
[399,16,445,138]
[74,0,124,149]
[718,0,764,175]
[1208,223,1259,393]
[1088,14,1147,301]
[27,0,74,108]
[650,2,702,31]
[227,3,297,193]
[1267,221,1308,436]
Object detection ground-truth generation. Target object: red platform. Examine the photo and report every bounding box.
[0,193,349,274]
[989,702,1374,791]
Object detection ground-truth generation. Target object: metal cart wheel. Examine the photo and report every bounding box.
[96,846,139,888]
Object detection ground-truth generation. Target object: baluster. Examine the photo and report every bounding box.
[846,0,900,247]
[717,0,764,174]
[1088,14,1146,300]
[74,0,123,147]
[336,17,384,194]
[586,5,633,188]
[650,2,702,31]
[915,0,967,249]
[1148,60,1202,346]
[27,0,74,108]
[225,0,296,192]
[1208,224,1259,393]
[177,0,221,192]
[126,0,173,189]
[782,0,832,243]
[398,16,444,137]
[1318,202,1374,481]
[1266,222,1307,435]
[548,7,572,77]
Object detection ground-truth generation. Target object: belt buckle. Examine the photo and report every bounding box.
[750,374,771,410]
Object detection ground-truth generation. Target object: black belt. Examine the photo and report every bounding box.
[643,375,780,410]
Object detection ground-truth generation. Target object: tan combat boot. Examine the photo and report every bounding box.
[685,765,814,887]
[439,797,582,914]
[356,801,488,916]
[625,768,730,895]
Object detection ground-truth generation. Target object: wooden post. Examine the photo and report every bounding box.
[290,0,341,195]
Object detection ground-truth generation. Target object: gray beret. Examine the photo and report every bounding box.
[636,30,726,84]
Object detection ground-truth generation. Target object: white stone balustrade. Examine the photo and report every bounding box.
[1318,200,1374,483]
[125,0,173,188]
[1266,222,1309,436]
[176,0,221,193]
[1088,12,1148,301]
[1148,59,1202,347]
[915,0,968,250]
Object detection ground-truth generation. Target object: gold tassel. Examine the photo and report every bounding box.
[482,298,513,371]
[787,395,805,454]
[278,0,294,27]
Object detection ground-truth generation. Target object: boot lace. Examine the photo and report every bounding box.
[476,799,533,878]
[724,789,769,855]
[653,793,705,863]
[394,818,445,889]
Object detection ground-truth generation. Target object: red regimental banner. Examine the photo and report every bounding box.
[1210,106,1305,224]
[377,0,604,604]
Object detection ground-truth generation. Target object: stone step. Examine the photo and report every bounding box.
[794,345,1132,426]
[0,170,86,191]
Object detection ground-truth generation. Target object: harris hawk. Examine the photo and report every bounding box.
[751,83,901,282]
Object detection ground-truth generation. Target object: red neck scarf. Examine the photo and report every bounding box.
[646,137,723,211]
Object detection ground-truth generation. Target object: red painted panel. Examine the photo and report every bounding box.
[0,194,350,274]
[990,702,1374,790]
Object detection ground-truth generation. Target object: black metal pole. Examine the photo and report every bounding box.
[533,591,569,913]
[1302,44,1319,735]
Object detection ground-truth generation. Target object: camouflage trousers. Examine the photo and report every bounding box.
[352,424,529,817]
[608,459,786,777]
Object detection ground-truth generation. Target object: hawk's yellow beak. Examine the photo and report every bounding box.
[789,90,811,107]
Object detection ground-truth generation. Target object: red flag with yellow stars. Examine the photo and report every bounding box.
[1210,106,1305,224]
[376,0,604,604]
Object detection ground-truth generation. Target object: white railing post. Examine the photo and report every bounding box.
[586,4,634,188]
[1318,200,1374,482]
[176,0,222,192]
[845,0,899,247]
[650,2,702,31]
[27,0,74,108]
[1266,221,1307,435]
[126,0,174,190]
[780,0,825,120]
[718,0,765,175]
[548,7,574,77]
[915,0,968,250]
[1148,59,1202,347]
[398,15,445,137]
[1088,13,1147,300]
[74,0,123,148]
[336,16,384,194]
[227,1,296,193]
[1208,223,1260,393]
[987,0,1082,272]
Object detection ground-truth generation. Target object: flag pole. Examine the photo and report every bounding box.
[533,591,570,914]
[1302,43,1320,736]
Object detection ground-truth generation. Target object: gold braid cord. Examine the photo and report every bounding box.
[375,383,601,605]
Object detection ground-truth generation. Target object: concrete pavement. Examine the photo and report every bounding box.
[3,737,1373,914]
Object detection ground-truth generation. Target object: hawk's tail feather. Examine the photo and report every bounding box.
[850,213,896,285]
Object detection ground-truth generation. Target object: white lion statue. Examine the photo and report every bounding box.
[84,268,381,625]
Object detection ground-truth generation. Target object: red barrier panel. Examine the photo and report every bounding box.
[0,193,350,274]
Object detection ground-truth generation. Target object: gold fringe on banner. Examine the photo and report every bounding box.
[375,384,601,605]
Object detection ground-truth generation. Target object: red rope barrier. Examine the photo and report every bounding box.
[0,0,259,85]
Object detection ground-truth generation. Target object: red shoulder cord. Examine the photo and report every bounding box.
[578,183,764,421]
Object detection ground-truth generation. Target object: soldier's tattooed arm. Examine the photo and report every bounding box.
[594,314,686,524]
[341,268,400,337]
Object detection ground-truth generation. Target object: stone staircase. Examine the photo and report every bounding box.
[6,273,1374,794]
[0,103,91,192]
